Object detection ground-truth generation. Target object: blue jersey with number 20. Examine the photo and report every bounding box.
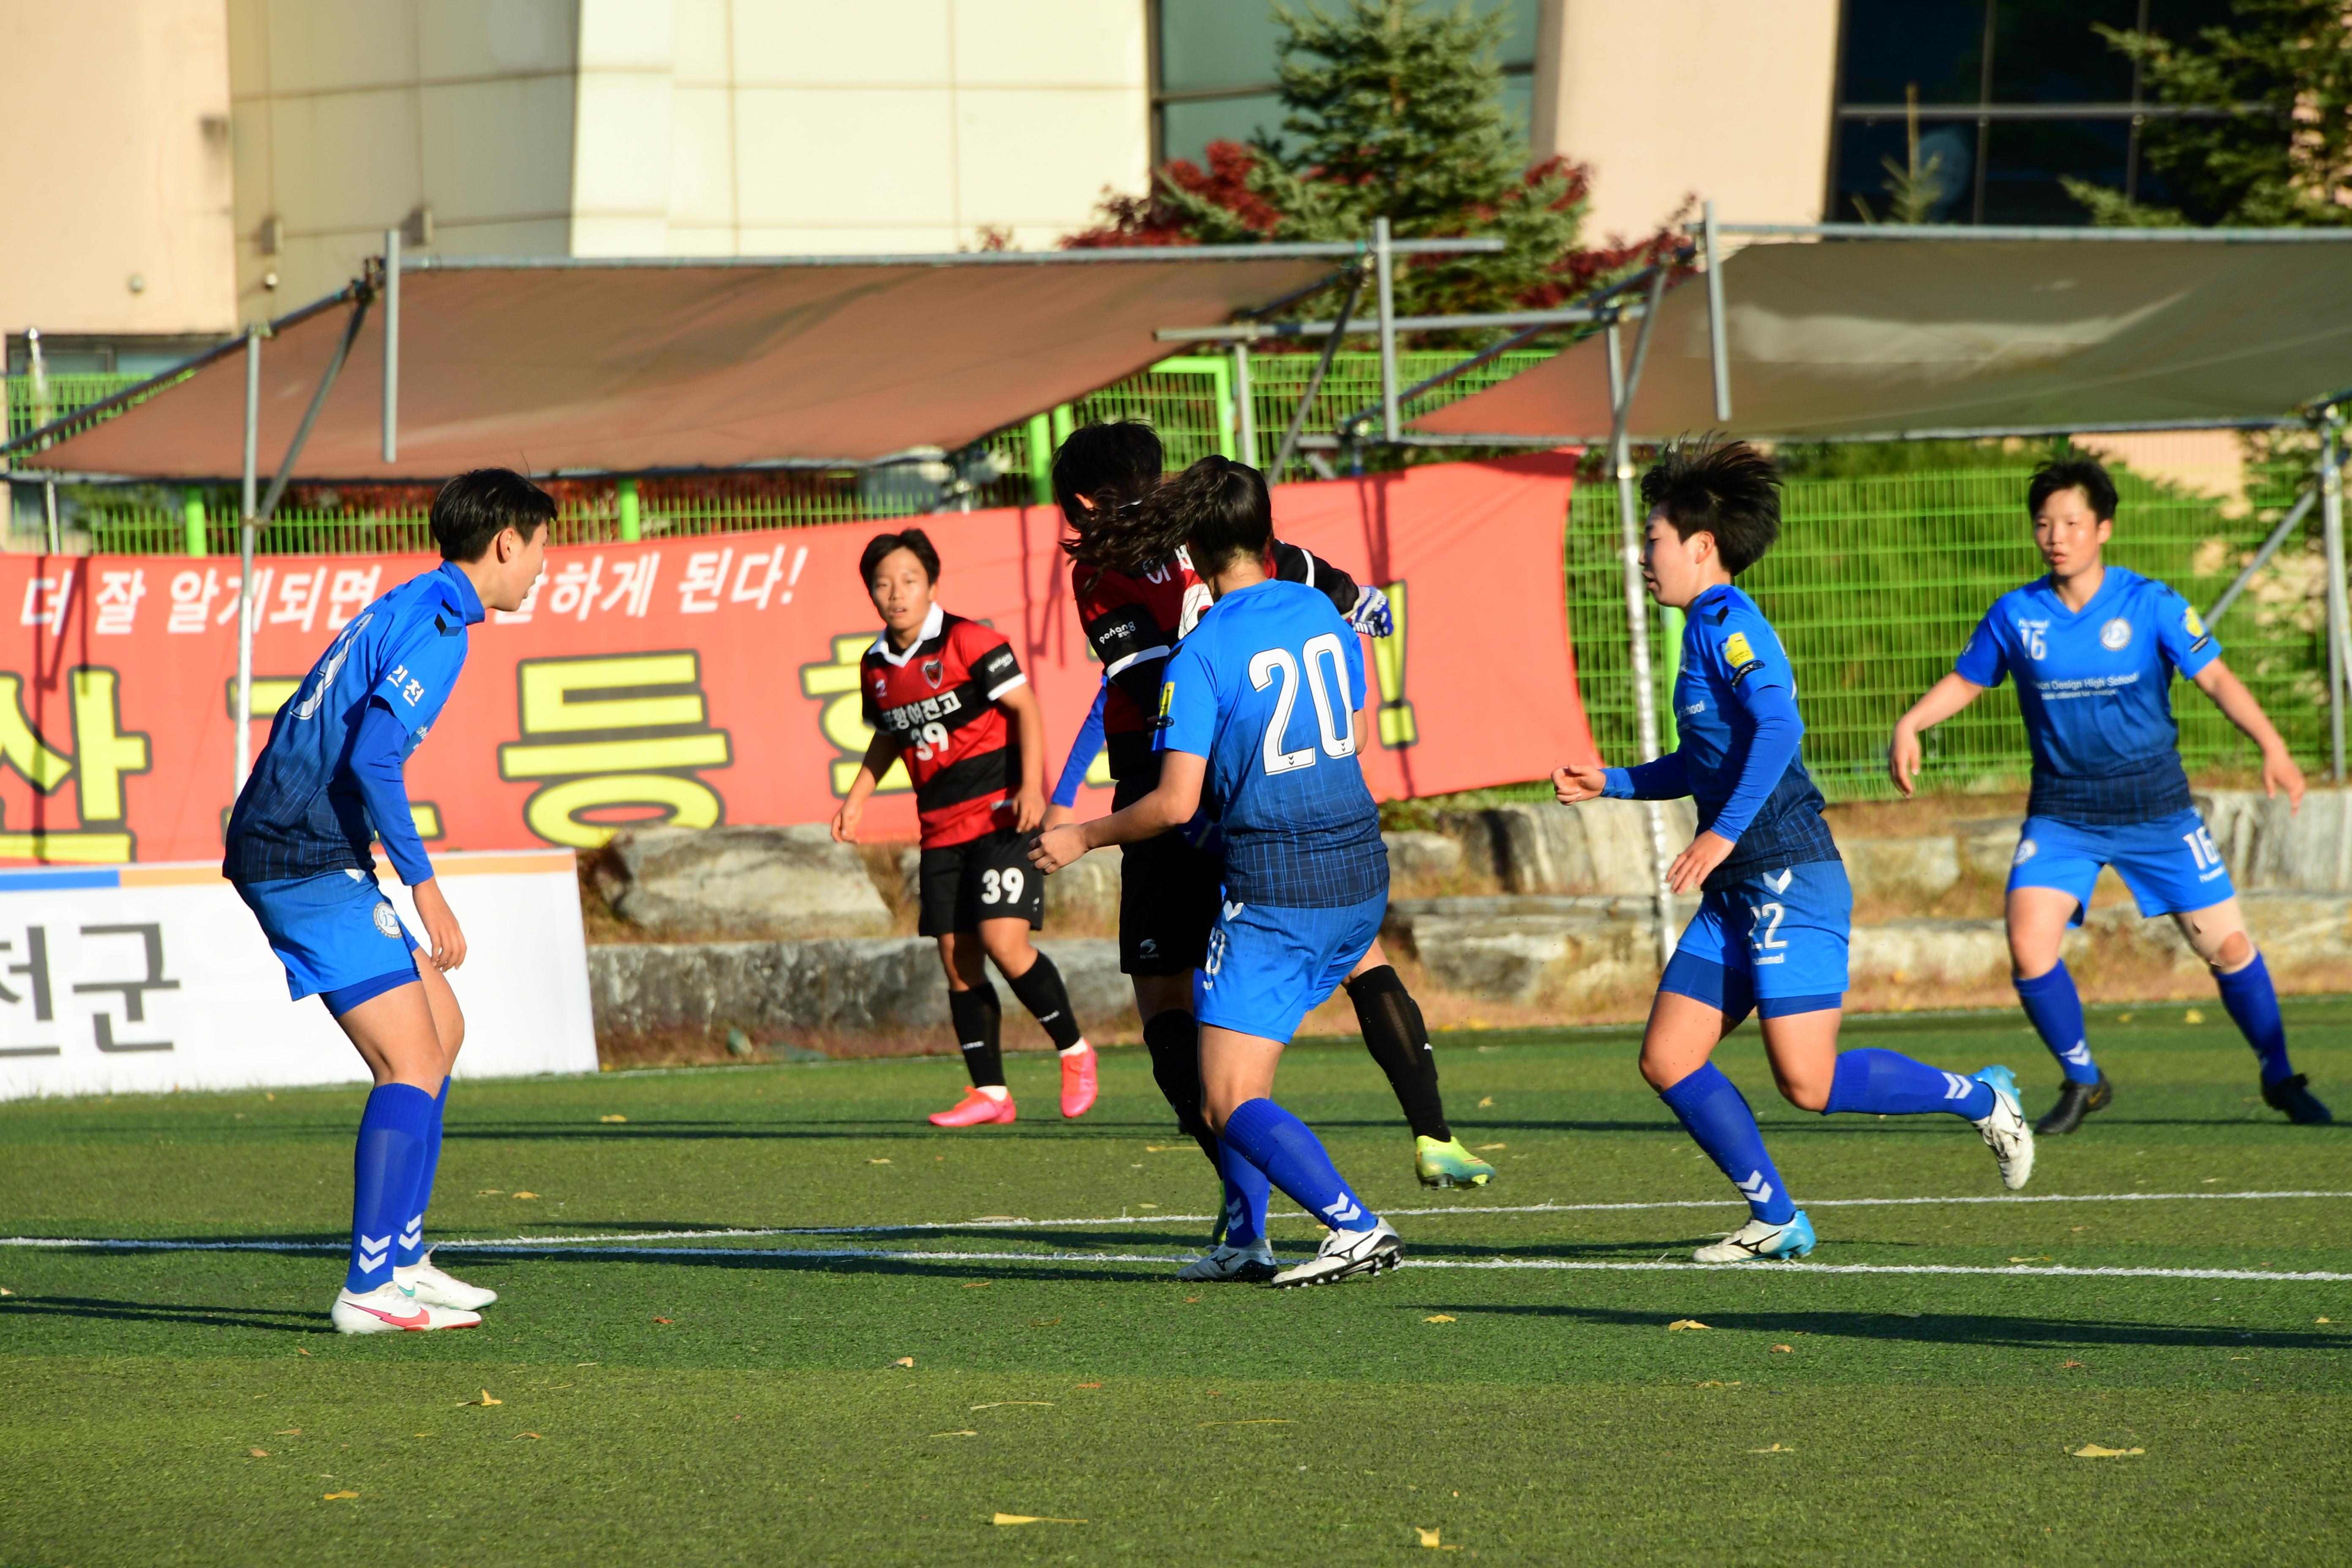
[1156,579,1386,908]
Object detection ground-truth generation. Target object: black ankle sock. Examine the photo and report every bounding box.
[948,982,1004,1088]
[1004,951,1084,1051]
[1346,964,1450,1141]
[1143,1007,1220,1166]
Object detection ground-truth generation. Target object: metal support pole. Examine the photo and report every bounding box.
[617,476,642,542]
[1702,199,1731,424]
[256,294,370,528]
[2324,413,2347,782]
[1271,267,1364,482]
[234,328,261,789]
[1374,216,1400,444]
[1233,342,1257,468]
[381,227,400,464]
[2204,484,2317,626]
[42,481,58,555]
[1605,267,1675,968]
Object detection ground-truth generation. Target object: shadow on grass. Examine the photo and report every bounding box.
[0,1295,327,1334]
[1430,1301,2347,1352]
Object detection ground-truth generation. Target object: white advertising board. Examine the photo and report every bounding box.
[0,849,597,1100]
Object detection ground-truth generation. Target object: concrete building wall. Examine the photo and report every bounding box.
[1532,0,1841,243]
[0,0,240,338]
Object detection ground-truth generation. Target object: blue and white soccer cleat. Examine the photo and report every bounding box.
[1693,1209,1816,1263]
[1970,1064,2036,1190]
[1178,1239,1279,1283]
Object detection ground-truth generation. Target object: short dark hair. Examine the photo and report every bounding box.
[859,528,940,586]
[430,468,554,561]
[1052,420,1163,526]
[1639,439,1782,577]
[2027,457,2118,523]
[1144,455,1272,578]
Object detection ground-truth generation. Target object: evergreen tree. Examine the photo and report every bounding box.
[2064,0,2352,227]
[1067,0,1674,314]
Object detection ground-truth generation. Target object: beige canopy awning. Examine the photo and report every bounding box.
[20,249,1340,479]
[1413,235,2352,444]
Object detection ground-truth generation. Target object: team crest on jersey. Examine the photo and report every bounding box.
[372,901,402,939]
[2101,617,2132,651]
[920,656,945,689]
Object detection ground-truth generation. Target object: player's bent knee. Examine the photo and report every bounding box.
[2210,930,2255,972]
[1783,1081,1832,1113]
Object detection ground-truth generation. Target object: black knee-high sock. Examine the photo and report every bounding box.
[1346,964,1450,1141]
[948,983,1004,1088]
[1143,1008,1220,1167]
[1004,952,1084,1051]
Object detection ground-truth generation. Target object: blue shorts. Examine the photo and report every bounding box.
[1661,859,1850,1025]
[235,868,422,1010]
[2008,808,2235,926]
[1194,892,1384,1042]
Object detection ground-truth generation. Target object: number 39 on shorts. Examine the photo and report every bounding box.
[980,867,1025,905]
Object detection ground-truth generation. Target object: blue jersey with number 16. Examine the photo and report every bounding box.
[1156,578,1387,908]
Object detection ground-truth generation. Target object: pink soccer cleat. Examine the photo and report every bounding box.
[928,1087,1017,1127]
[1060,1043,1098,1119]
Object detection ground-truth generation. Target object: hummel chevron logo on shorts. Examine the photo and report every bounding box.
[1766,868,1794,893]
[1222,899,1246,921]
[1737,1171,1776,1206]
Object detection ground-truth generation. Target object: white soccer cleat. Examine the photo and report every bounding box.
[1271,1221,1402,1288]
[395,1248,498,1310]
[1970,1064,2036,1191]
[330,1281,482,1334]
[1178,1239,1279,1283]
[1693,1210,1816,1263]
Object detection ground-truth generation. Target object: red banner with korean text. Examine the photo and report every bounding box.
[0,455,1592,862]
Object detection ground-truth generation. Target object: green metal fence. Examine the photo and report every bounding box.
[1567,466,2326,801]
[5,372,151,445]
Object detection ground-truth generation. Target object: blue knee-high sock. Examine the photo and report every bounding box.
[1219,1098,1379,1233]
[395,1076,450,1269]
[2215,953,2294,1085]
[1658,1064,1795,1224]
[2016,963,2098,1086]
[1825,1048,1995,1120]
[345,1083,438,1293]
[1214,1139,1271,1247]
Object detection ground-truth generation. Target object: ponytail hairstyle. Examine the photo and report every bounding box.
[1052,420,1165,569]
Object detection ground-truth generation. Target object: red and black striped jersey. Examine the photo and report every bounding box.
[861,606,1028,847]
[1074,540,1358,784]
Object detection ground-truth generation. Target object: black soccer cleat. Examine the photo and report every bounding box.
[2035,1072,2112,1136]
[2261,1073,2333,1125]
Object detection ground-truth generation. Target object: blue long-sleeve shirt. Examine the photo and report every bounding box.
[1052,683,1108,809]
[224,560,482,885]
[1601,583,1837,890]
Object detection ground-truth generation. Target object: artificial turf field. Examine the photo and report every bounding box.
[3,1003,2348,1566]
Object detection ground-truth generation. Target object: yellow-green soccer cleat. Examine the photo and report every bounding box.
[1415,1135,1495,1189]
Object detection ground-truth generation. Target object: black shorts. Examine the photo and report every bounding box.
[918,829,1045,937]
[1119,826,1224,975]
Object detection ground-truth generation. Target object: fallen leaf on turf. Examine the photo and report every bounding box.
[868,1158,891,1165]
[1029,1318,1062,1327]
[1476,1143,1506,1151]
[962,1282,991,1289]
[517,1432,542,1440]
[461,1391,502,1407]
[476,1190,505,1196]
[297,1349,310,1356]
[512,1192,539,1200]
[2009,1256,2053,1263]
[2072,1444,2144,1458]
[1074,1383,1101,1388]
[599,1115,626,1124]
[1184,1296,1199,1304]
[992,1514,1086,1526]
[1771,1345,1793,1353]
[1425,1315,1457,1323]
[1749,1443,1793,1454]
[2060,1360,2085,1369]
[1416,1526,1461,1549]
[2117,1013,2134,1023]
[2318,1317,2333,1324]
[972,1402,1055,1410]
[0,1287,11,1296]
[2183,1009,2204,1024]
[322,1492,357,1501]
[248,1448,270,1458]
[275,1429,300,1435]
[1146,1146,1177,1153]
[1476,1097,1494,1108]
[1198,1419,1290,1427]
[652,1317,673,1325]
[893,1357,915,1368]
[932,1430,979,1437]
[1694,1381,1742,1388]
[1668,1319,1709,1331]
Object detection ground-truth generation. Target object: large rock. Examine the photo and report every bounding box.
[1953,817,2026,881]
[1838,836,1961,904]
[2197,788,2352,892]
[1431,800,1693,896]
[1383,830,1463,885]
[2083,889,2352,974]
[1383,895,1684,1006]
[590,936,1127,1043]
[597,825,892,938]
[1848,918,2019,989]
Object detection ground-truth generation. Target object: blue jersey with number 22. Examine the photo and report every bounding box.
[1156,578,1386,908]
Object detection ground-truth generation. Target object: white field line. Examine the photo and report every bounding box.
[5,1189,2350,1259]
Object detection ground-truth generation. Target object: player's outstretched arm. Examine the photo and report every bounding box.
[1889,673,1987,798]
[2192,659,2306,810]
[997,683,1049,833]
[348,696,466,970]
[1553,763,1608,803]
[831,735,903,843]
[1029,751,1206,873]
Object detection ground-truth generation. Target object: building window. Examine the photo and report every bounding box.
[1830,0,2236,226]
[1150,0,1541,169]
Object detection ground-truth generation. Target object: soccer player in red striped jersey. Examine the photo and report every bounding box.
[1047,422,1493,1260]
[831,528,1097,1125]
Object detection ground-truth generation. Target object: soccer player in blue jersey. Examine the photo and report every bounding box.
[1892,457,2330,1131]
[1033,455,1402,1287]
[1554,441,2035,1263]
[225,468,549,1332]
